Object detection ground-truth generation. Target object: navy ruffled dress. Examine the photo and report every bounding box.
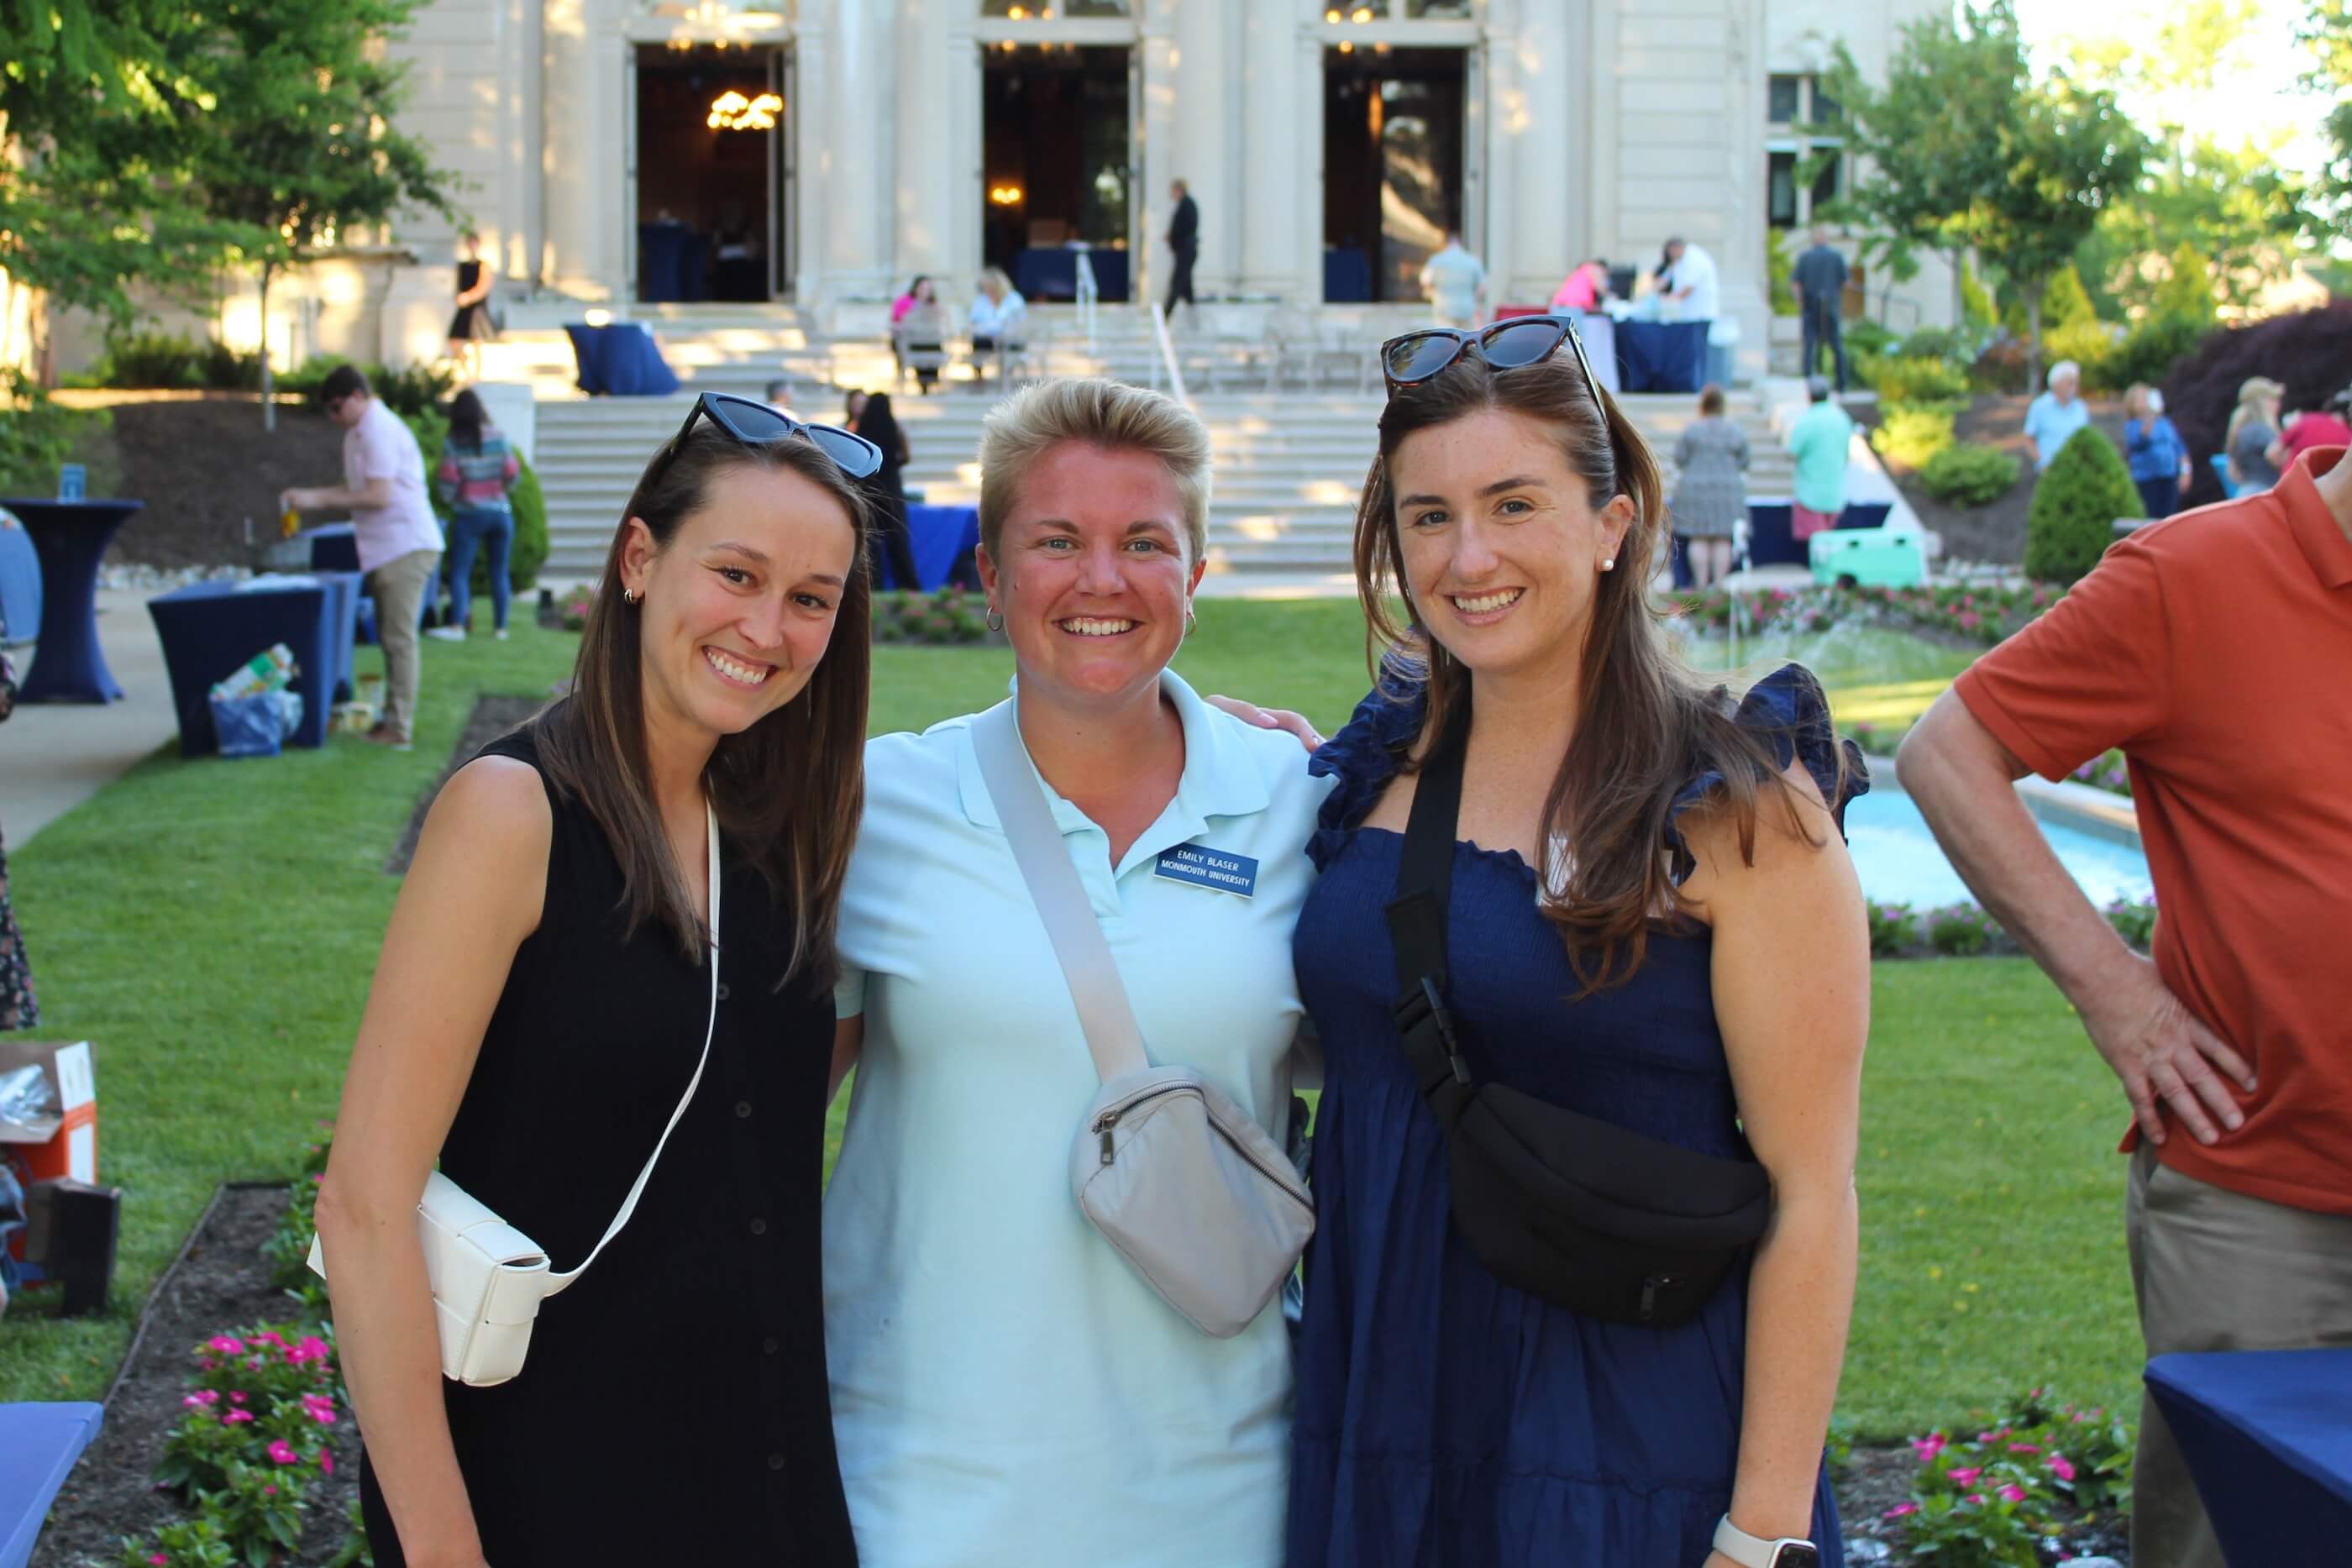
[1287,663,1863,1568]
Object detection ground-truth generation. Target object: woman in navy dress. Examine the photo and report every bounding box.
[1287,317,1869,1568]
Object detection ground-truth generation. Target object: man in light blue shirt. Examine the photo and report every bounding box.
[2024,360,2092,471]
[1785,375,1856,537]
[1418,230,1487,328]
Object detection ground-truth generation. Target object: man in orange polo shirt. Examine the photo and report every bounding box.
[1897,443,2352,1568]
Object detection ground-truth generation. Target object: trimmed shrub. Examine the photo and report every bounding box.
[1847,317,1898,359]
[1867,901,1920,958]
[1897,326,1970,365]
[1921,443,2022,508]
[2024,425,2143,585]
[2162,302,2352,507]
[1929,904,2003,956]
[1870,403,1958,469]
[1860,353,1970,403]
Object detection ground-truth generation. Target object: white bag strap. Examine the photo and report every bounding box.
[546,800,720,1291]
[970,702,1150,1083]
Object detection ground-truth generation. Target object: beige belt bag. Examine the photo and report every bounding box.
[307,805,721,1387]
[972,702,1313,1340]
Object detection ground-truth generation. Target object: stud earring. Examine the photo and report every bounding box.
[1601,558,1615,572]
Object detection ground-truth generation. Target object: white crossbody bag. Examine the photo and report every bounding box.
[308,805,721,1387]
[971,703,1314,1340]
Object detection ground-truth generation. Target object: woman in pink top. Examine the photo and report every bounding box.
[1550,258,1609,313]
[889,275,934,327]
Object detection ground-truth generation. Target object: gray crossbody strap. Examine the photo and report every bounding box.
[970,702,1151,1083]
[546,800,721,1292]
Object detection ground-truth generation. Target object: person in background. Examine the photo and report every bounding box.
[1166,179,1200,328]
[2122,385,2192,521]
[1549,257,1610,314]
[1672,382,1750,588]
[853,391,921,593]
[1792,226,1849,392]
[823,378,1331,1568]
[2024,361,2092,473]
[319,395,879,1568]
[969,269,1027,375]
[2225,377,2285,494]
[890,275,931,329]
[764,379,795,412]
[431,390,522,643]
[1419,228,1488,329]
[1785,375,1855,542]
[0,621,35,1031]
[893,276,947,395]
[1898,441,2352,1568]
[1656,235,1720,326]
[2266,389,2351,474]
[446,233,496,382]
[843,389,869,427]
[282,364,443,752]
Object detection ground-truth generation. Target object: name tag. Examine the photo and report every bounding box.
[1153,844,1259,899]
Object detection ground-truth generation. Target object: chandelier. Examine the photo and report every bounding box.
[707,90,783,131]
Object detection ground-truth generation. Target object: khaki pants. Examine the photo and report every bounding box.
[365,548,439,742]
[2124,1143,2352,1568]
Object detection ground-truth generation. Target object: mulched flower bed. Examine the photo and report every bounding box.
[29,1184,361,1568]
[387,694,548,875]
[1835,1439,2133,1566]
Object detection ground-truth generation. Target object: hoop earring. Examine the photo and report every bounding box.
[1184,606,1197,634]
[621,585,641,605]
[985,606,1005,632]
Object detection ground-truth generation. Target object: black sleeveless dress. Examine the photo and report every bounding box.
[359,721,857,1565]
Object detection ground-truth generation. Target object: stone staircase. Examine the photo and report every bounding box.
[506,303,1797,582]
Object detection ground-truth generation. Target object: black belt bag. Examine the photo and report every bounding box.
[1383,717,1772,1326]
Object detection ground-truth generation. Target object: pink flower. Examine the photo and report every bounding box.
[1883,1502,1919,1518]
[1912,1433,1948,1462]
[268,1440,300,1466]
[205,1335,245,1356]
[151,1555,168,1566]
[228,1392,247,1406]
[1963,1492,1987,1506]
[2049,1454,2078,1481]
[1948,1466,1982,1487]
[302,1393,339,1425]
[1999,1483,2028,1502]
[182,1391,220,1408]
[249,1331,286,1350]
[2008,1442,2041,1455]
[223,1409,255,1425]
[198,1357,217,1371]
[287,1336,331,1365]
[319,1449,336,1476]
[264,1485,278,1496]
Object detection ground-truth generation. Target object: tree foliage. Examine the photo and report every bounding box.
[2303,0,2352,233]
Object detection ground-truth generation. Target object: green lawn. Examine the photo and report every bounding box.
[3,607,2140,1441]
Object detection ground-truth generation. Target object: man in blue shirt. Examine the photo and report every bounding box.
[1791,227,1850,391]
[2024,361,2092,472]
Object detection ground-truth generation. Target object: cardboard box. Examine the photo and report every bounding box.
[0,1040,97,1186]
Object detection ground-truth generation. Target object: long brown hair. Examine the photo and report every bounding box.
[534,424,874,989]
[1354,349,1828,994]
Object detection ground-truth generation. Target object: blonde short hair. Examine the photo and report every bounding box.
[977,377,1212,564]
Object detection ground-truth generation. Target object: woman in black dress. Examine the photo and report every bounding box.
[447,233,496,381]
[853,392,922,592]
[316,396,883,1566]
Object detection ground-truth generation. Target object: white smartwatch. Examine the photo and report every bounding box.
[1713,1514,1822,1568]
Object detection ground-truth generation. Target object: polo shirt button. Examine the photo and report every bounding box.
[717,982,731,1001]
[768,1452,786,1471]
[736,1100,753,1119]
[763,1336,780,1355]
[748,1217,768,1235]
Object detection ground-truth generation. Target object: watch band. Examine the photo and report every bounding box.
[1712,1513,1819,1568]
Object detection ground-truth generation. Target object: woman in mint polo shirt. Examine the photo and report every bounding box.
[824,378,1331,1568]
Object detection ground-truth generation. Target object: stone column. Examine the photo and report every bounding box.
[1238,2,1314,303]
[819,0,897,302]
[791,13,836,304]
[895,8,964,286]
[1162,0,1229,301]
[1136,2,1179,312]
[540,0,625,300]
[1503,0,1578,304]
[1720,0,1771,381]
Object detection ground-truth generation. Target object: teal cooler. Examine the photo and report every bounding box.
[1809,527,1925,588]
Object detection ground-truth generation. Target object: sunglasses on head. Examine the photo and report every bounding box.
[651,391,884,484]
[1380,314,1605,406]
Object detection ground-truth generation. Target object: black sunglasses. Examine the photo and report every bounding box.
[1380,314,1605,406]
[654,391,884,483]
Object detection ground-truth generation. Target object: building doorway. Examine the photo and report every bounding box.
[632,44,789,303]
[979,44,1133,302]
[1323,48,1467,304]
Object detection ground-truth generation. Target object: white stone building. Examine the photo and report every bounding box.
[81,0,1952,383]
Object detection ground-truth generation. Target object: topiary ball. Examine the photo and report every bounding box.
[2024,425,2143,586]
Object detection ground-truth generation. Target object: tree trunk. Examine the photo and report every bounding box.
[2024,284,2044,396]
[260,263,276,433]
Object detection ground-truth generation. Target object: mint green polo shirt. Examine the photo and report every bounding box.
[824,669,1334,1568]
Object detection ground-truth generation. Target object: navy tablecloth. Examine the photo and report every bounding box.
[887,505,982,593]
[0,1401,102,1568]
[1738,500,1893,569]
[5,499,143,702]
[563,323,680,396]
[1614,320,1709,394]
[2146,1349,2352,1566]
[0,511,39,645]
[300,523,360,574]
[1325,247,1372,303]
[149,577,344,756]
[1014,248,1130,303]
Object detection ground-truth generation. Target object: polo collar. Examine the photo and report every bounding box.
[2280,446,2352,590]
[954,668,1272,835]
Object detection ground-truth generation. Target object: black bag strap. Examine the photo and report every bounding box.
[1384,707,1477,1121]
